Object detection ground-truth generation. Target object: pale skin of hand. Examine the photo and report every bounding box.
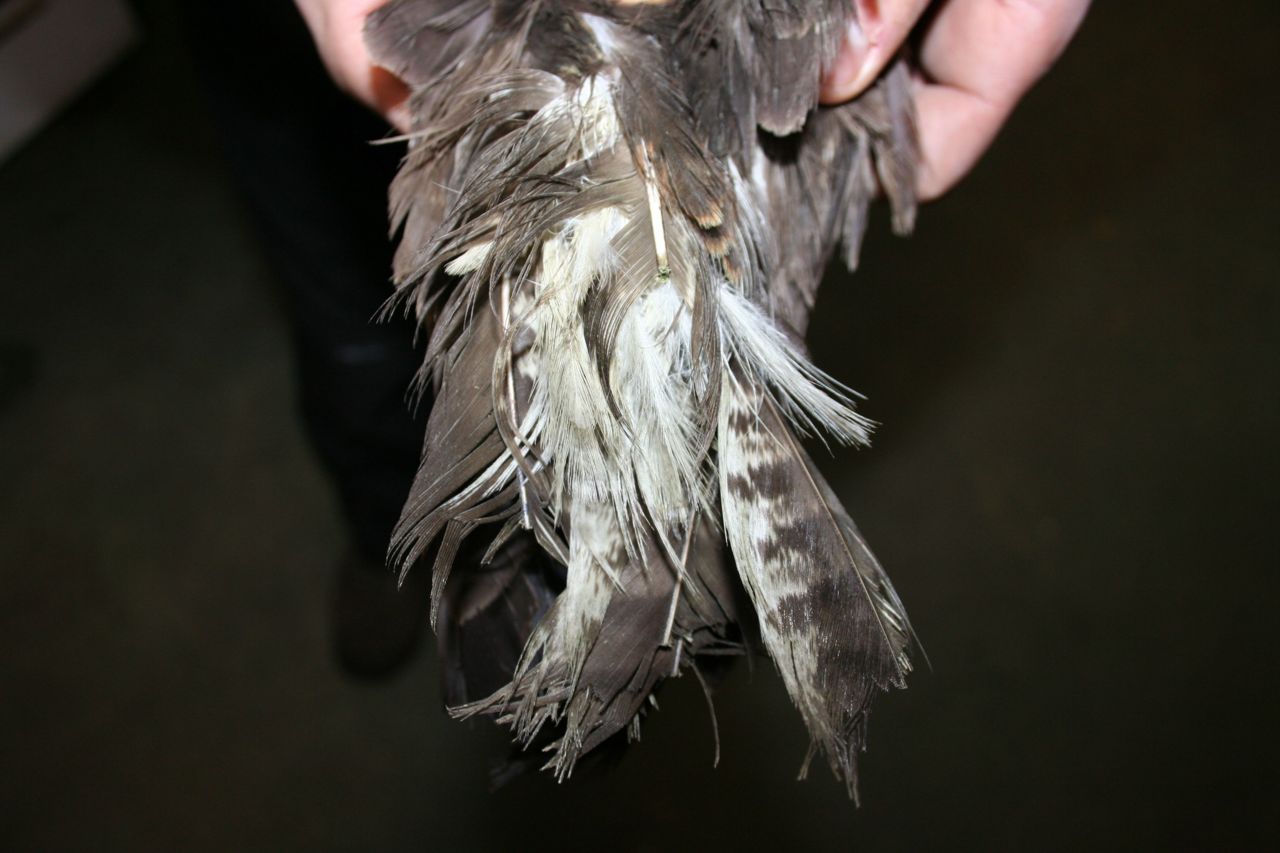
[295,0,1090,200]
[294,0,413,130]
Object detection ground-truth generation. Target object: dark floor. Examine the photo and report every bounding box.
[1,2,1277,851]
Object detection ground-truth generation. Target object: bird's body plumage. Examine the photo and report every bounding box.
[365,0,917,796]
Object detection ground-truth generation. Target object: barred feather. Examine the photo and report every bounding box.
[718,369,911,800]
[366,0,918,793]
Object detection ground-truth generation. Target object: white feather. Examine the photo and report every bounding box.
[718,285,872,446]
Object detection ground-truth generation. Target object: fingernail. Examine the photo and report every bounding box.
[847,16,868,53]
[387,102,411,133]
[822,20,875,100]
[827,22,864,86]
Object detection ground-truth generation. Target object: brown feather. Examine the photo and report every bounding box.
[366,0,918,793]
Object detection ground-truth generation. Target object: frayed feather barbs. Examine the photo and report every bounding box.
[366,0,918,798]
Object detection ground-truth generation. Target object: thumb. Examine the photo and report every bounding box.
[820,0,932,104]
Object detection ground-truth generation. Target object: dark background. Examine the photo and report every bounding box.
[1,1,1276,850]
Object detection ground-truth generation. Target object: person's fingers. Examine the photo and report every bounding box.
[295,0,409,130]
[820,0,933,103]
[912,83,1004,200]
[914,0,1090,198]
[295,0,365,96]
[919,0,1089,107]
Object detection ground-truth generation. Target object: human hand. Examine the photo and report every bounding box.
[298,0,1089,198]
[294,0,411,131]
[820,0,1091,199]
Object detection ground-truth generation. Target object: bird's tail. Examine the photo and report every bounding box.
[366,0,917,793]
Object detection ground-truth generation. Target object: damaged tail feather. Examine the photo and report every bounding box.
[368,0,918,794]
[451,516,742,781]
[718,368,912,800]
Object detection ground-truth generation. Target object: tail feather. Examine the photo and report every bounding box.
[452,517,741,780]
[718,369,911,800]
[366,0,919,794]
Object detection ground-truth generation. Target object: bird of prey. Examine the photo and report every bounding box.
[364,0,918,797]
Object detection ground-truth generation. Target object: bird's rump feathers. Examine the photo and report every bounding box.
[365,0,918,795]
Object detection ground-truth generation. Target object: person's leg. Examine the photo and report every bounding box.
[179,1,428,675]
